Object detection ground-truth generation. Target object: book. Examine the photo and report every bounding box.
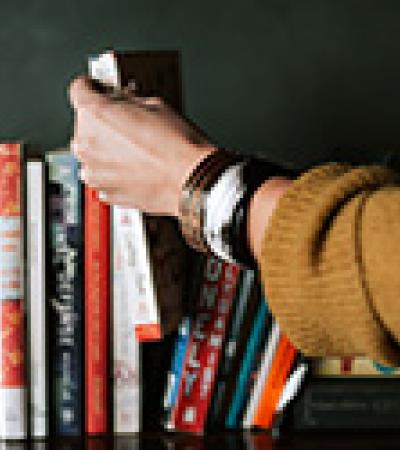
[206,269,257,429]
[163,316,192,430]
[225,293,272,429]
[85,187,110,434]
[241,320,281,429]
[46,150,84,435]
[0,143,27,439]
[163,254,205,430]
[112,206,141,433]
[27,158,48,438]
[312,356,400,377]
[292,356,400,430]
[170,256,240,433]
[292,377,400,430]
[253,334,297,429]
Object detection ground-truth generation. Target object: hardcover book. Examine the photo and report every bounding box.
[0,143,27,439]
[224,292,272,429]
[27,158,47,438]
[253,333,297,429]
[85,187,110,434]
[292,356,400,430]
[240,320,281,429]
[46,150,84,435]
[112,206,141,433]
[207,269,257,429]
[170,256,240,433]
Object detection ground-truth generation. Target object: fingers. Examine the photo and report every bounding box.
[96,189,137,208]
[69,75,111,111]
[79,166,120,190]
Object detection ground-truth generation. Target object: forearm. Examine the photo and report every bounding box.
[248,177,292,263]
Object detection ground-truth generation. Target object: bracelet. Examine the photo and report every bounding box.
[203,161,246,262]
[179,149,239,252]
[179,148,294,268]
[229,159,293,268]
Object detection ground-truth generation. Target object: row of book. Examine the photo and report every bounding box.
[162,256,308,434]
[0,142,188,439]
[0,141,307,439]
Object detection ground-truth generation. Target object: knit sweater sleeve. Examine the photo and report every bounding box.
[259,163,400,367]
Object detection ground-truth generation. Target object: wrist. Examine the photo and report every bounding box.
[171,142,217,217]
[248,177,292,263]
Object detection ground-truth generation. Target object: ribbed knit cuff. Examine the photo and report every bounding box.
[260,163,400,366]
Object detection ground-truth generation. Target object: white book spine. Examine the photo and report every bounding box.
[27,161,47,438]
[113,206,141,433]
[242,322,281,429]
[128,209,160,332]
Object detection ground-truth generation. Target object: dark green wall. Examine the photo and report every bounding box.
[2,0,400,168]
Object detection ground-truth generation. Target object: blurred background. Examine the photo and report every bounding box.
[1,0,400,169]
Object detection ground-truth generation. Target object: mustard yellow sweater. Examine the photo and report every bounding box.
[260,163,400,367]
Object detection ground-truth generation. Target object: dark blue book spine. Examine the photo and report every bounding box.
[46,152,83,435]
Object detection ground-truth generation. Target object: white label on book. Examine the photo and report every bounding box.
[0,388,26,439]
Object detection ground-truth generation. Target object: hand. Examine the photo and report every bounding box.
[69,76,215,216]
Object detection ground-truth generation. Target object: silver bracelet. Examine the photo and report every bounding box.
[203,161,246,263]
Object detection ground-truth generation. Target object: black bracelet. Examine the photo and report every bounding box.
[229,158,294,268]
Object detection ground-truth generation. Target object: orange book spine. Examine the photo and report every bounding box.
[85,187,110,434]
[253,334,297,429]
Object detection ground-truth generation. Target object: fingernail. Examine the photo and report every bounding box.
[98,191,108,201]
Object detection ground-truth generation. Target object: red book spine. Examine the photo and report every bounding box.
[0,143,26,439]
[85,187,110,434]
[171,256,240,433]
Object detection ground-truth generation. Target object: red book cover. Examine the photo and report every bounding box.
[170,256,240,433]
[85,186,110,434]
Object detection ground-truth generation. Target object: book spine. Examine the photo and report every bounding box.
[163,316,191,430]
[47,151,83,435]
[85,187,110,434]
[127,211,161,342]
[206,269,255,429]
[253,334,297,429]
[171,256,240,433]
[112,206,141,433]
[224,294,270,429]
[27,160,47,438]
[0,143,27,439]
[241,319,281,429]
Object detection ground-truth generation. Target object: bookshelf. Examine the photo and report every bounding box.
[2,27,400,450]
